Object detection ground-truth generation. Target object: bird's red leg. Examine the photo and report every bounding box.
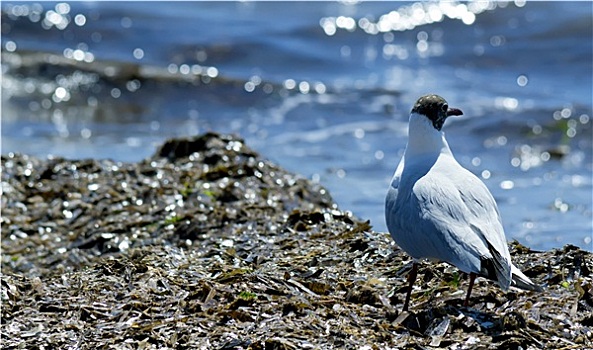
[464,272,476,307]
[402,262,418,312]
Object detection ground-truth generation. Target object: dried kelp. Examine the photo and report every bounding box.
[2,133,592,349]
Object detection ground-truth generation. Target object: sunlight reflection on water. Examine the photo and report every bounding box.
[1,1,591,250]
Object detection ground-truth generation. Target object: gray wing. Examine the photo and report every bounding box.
[389,157,405,196]
[391,156,512,289]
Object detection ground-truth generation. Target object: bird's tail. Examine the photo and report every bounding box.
[511,264,543,292]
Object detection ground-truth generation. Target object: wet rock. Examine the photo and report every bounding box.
[1,133,592,349]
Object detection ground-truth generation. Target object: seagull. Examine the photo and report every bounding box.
[385,94,542,312]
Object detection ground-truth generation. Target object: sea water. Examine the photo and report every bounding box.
[2,1,591,250]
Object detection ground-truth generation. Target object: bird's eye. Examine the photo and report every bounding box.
[441,104,448,112]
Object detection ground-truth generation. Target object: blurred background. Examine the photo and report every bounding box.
[1,1,591,251]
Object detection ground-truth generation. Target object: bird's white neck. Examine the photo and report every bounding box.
[404,112,451,157]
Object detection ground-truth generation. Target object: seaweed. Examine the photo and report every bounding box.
[1,133,592,348]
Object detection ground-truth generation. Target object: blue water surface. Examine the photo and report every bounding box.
[2,1,592,251]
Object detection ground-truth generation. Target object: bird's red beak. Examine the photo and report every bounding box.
[447,108,463,117]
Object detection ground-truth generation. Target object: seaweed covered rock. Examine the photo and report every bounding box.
[1,133,592,349]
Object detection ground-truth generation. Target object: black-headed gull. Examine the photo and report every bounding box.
[385,94,542,312]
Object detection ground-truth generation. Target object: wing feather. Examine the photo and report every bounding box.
[388,152,513,288]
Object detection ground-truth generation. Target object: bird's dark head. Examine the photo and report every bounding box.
[411,94,463,131]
